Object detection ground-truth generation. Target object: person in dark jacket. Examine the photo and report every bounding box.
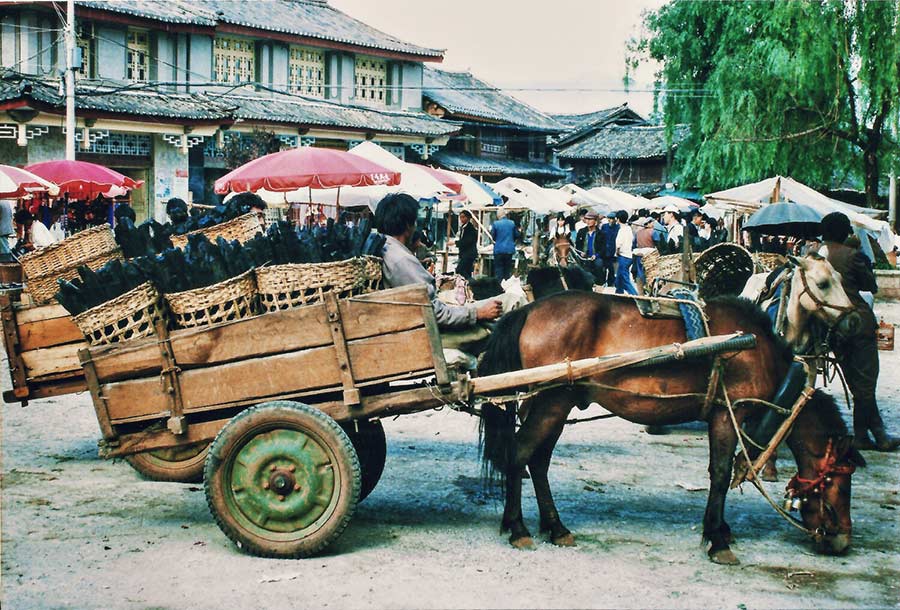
[599,212,619,287]
[821,212,899,451]
[575,211,603,283]
[455,210,477,279]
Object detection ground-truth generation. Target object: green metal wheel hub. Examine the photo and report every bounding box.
[226,429,337,535]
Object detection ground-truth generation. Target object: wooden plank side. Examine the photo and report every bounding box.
[90,285,431,383]
[14,303,71,325]
[20,343,84,379]
[102,327,435,423]
[18,316,84,351]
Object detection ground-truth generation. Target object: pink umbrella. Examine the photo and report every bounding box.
[0,164,59,198]
[214,147,400,194]
[25,160,143,199]
[418,166,463,194]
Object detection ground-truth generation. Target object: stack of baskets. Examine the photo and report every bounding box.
[641,250,685,287]
[170,213,263,250]
[256,256,383,313]
[752,252,788,273]
[73,282,166,346]
[20,225,122,304]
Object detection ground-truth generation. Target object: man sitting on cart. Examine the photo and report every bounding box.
[375,193,502,328]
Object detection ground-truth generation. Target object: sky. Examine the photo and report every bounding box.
[329,0,666,119]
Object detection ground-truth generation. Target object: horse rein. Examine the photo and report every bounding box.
[784,438,856,541]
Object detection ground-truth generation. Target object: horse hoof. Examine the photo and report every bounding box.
[709,549,740,565]
[510,536,536,551]
[551,533,576,547]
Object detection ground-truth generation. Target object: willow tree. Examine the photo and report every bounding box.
[631,0,899,206]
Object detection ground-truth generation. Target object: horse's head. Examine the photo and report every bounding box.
[785,254,860,343]
[786,393,862,555]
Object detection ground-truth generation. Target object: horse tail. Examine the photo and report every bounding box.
[478,305,531,485]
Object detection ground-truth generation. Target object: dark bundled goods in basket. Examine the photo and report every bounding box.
[114,217,174,258]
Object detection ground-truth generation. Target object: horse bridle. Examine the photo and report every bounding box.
[793,264,857,325]
[783,438,856,541]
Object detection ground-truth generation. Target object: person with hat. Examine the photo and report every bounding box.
[661,205,683,254]
[575,210,603,282]
[599,211,619,287]
[820,211,899,451]
[455,210,477,279]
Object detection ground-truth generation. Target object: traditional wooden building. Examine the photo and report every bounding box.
[553,104,687,196]
[1,0,459,219]
[421,66,566,184]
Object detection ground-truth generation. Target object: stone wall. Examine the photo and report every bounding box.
[876,270,900,300]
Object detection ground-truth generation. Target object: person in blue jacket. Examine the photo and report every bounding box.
[599,211,619,287]
[490,209,520,280]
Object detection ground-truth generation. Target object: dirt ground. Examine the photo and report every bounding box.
[2,304,899,610]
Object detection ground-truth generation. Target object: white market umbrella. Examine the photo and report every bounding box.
[491,177,570,215]
[348,141,450,199]
[651,195,697,213]
[558,183,612,213]
[587,186,651,213]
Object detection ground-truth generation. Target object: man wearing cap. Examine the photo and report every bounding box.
[820,212,899,451]
[455,210,477,279]
[599,211,619,287]
[575,211,603,282]
[661,205,683,254]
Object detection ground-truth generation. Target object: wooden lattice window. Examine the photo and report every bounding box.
[214,36,255,84]
[288,45,325,97]
[354,56,386,105]
[75,22,93,78]
[126,29,150,82]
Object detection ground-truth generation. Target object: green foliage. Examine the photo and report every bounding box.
[223,129,282,170]
[631,0,900,205]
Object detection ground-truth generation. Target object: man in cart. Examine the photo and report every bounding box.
[375,193,502,328]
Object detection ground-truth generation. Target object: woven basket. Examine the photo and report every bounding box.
[695,243,754,300]
[166,270,259,329]
[752,252,788,273]
[20,224,117,279]
[642,250,684,287]
[29,248,123,304]
[73,282,166,346]
[170,213,263,250]
[255,256,382,313]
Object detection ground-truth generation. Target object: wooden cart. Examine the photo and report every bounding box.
[79,283,756,558]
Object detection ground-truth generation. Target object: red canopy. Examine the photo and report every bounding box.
[25,160,143,199]
[214,147,401,195]
[419,166,462,194]
[0,164,60,198]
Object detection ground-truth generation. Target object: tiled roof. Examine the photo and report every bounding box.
[0,73,234,120]
[431,150,566,178]
[557,124,689,160]
[553,105,646,147]
[553,105,634,131]
[1,73,458,137]
[422,66,562,133]
[220,89,459,137]
[74,0,443,59]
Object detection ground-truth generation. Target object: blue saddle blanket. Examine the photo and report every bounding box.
[668,289,707,341]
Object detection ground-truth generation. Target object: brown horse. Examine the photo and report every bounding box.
[478,291,860,564]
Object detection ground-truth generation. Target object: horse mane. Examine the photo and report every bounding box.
[806,390,848,437]
[526,266,594,300]
[467,276,503,300]
[706,295,795,361]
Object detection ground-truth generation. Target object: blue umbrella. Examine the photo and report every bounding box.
[743,202,824,238]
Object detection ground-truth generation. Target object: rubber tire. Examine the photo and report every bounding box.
[341,419,387,502]
[124,442,209,483]
[204,401,361,559]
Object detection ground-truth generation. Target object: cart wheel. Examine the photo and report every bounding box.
[125,442,209,483]
[341,419,387,502]
[204,401,360,558]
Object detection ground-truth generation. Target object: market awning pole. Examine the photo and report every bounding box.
[64,0,76,161]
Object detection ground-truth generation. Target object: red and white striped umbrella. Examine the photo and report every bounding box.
[0,164,59,198]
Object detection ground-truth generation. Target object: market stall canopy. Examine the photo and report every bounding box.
[442,170,502,209]
[24,160,142,199]
[348,142,450,200]
[558,184,611,214]
[0,164,59,198]
[491,178,570,215]
[586,186,651,213]
[651,195,698,213]
[705,176,894,256]
[419,166,463,195]
[214,147,400,194]
[743,202,824,238]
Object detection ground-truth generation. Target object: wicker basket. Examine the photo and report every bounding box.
[20,225,122,303]
[28,248,123,304]
[166,270,259,329]
[752,252,788,273]
[256,256,382,313]
[695,243,754,300]
[73,282,166,346]
[170,213,264,250]
[641,250,684,287]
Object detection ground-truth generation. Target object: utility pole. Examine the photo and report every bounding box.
[64,0,76,160]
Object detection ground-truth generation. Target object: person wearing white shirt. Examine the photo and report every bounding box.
[13,209,57,252]
[662,205,683,252]
[613,210,637,295]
